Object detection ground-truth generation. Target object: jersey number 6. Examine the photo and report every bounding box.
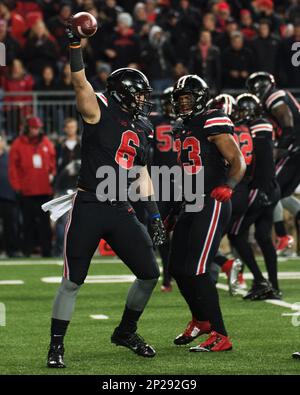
[115,130,140,169]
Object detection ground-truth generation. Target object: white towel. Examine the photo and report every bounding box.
[41,192,77,222]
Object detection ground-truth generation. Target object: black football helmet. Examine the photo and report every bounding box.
[160,86,175,119]
[208,94,237,117]
[107,68,153,116]
[246,72,275,102]
[172,75,209,119]
[235,93,262,124]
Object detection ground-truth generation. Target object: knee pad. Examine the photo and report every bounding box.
[59,278,81,296]
[126,278,158,311]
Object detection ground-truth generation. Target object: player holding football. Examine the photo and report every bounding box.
[246,72,300,254]
[168,75,246,352]
[47,22,166,368]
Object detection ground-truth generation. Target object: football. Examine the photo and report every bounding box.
[71,12,98,38]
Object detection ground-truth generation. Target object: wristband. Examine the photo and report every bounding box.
[143,197,160,219]
[70,46,84,72]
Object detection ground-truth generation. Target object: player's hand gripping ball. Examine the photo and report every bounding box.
[70,12,98,38]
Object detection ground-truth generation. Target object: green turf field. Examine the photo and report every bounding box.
[0,256,300,375]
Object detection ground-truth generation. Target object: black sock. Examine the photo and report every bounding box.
[193,273,227,336]
[229,233,265,283]
[50,318,69,346]
[214,254,228,268]
[175,275,209,321]
[274,221,287,237]
[117,306,143,334]
[158,242,171,286]
[257,237,278,290]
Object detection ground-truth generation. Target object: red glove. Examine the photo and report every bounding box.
[210,185,233,202]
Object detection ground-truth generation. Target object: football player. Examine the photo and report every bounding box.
[168,75,246,352]
[228,93,281,301]
[246,72,300,253]
[150,87,179,292]
[208,94,253,294]
[47,26,166,368]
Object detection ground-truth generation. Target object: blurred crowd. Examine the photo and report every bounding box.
[1,0,300,98]
[0,116,81,258]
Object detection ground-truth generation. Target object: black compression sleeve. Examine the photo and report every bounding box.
[69,46,84,72]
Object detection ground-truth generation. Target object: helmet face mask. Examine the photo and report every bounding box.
[107,68,153,117]
[246,72,275,102]
[235,93,261,124]
[172,75,209,119]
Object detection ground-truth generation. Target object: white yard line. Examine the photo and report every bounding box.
[41,275,136,284]
[0,280,24,285]
[90,314,109,320]
[216,283,300,311]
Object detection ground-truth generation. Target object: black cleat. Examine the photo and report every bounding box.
[258,288,282,300]
[47,344,66,368]
[111,328,156,358]
[243,280,272,301]
[292,352,300,359]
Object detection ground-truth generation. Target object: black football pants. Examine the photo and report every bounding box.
[63,191,159,285]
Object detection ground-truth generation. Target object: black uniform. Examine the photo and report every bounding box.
[229,124,254,231]
[169,109,233,277]
[64,93,159,285]
[151,114,179,219]
[266,89,300,198]
[228,118,280,290]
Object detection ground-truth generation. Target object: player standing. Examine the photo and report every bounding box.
[246,72,300,253]
[228,94,281,300]
[168,75,246,351]
[47,24,166,368]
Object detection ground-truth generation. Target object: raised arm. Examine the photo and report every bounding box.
[67,24,100,124]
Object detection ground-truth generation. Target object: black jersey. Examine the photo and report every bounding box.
[150,114,178,168]
[173,109,234,194]
[249,117,276,193]
[77,93,149,196]
[265,88,300,146]
[233,124,254,182]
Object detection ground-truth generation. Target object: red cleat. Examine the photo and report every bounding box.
[189,331,233,352]
[276,235,294,256]
[174,318,211,345]
[237,272,247,290]
[161,284,172,293]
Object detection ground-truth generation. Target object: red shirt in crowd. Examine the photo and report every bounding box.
[9,134,56,196]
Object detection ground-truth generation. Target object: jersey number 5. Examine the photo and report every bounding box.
[115,130,140,169]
